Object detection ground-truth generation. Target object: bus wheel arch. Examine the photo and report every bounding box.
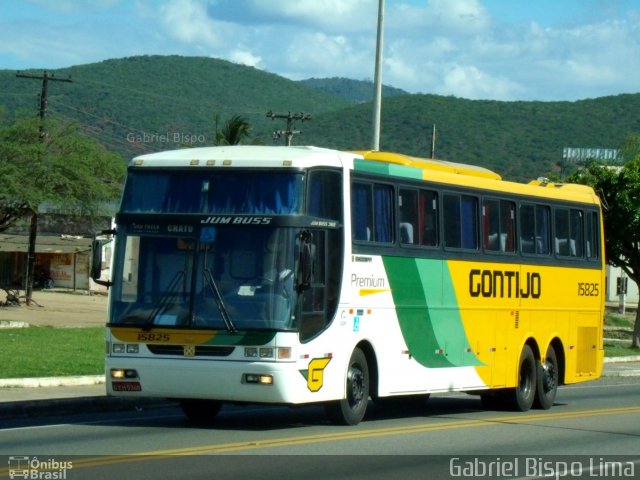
[549,337,566,386]
[325,342,374,425]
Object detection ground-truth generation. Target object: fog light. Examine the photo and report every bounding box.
[111,368,138,379]
[244,373,273,385]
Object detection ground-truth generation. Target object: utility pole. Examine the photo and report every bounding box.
[16,70,72,304]
[371,0,384,151]
[430,124,436,159]
[266,111,311,146]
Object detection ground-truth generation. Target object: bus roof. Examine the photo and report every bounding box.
[130,146,599,206]
[353,150,600,205]
[354,150,502,180]
[131,145,347,168]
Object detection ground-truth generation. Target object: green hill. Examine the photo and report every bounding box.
[300,93,640,181]
[0,55,351,159]
[1,55,639,181]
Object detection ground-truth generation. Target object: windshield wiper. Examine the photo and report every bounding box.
[144,270,186,328]
[203,268,237,333]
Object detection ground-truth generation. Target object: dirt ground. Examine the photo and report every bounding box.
[0,289,107,327]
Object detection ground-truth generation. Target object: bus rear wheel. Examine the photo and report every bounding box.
[506,344,537,411]
[534,345,558,410]
[179,399,222,424]
[325,348,369,425]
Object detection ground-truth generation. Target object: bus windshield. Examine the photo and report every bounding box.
[121,171,304,214]
[110,226,299,331]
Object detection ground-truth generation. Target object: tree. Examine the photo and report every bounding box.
[568,133,640,348]
[215,114,252,145]
[0,116,125,302]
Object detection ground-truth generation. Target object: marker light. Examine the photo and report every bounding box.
[277,347,291,360]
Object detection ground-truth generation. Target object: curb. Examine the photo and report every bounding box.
[0,395,174,422]
[603,355,640,363]
[0,375,104,388]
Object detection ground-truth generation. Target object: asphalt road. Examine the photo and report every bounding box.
[1,377,638,480]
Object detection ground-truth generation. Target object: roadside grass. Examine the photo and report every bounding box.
[0,312,637,379]
[0,327,103,378]
[604,310,639,357]
[604,311,635,329]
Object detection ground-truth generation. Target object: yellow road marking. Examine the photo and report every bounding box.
[3,406,639,474]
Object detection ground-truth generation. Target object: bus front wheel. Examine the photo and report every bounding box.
[179,399,222,424]
[325,348,369,425]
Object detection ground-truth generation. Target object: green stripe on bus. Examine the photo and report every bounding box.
[354,159,423,180]
[382,256,483,368]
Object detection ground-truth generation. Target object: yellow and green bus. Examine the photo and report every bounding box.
[96,146,604,425]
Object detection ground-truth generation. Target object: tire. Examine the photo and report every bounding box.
[179,399,222,424]
[325,348,369,425]
[533,345,558,410]
[505,344,537,411]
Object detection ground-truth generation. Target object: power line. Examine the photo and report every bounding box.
[15,70,72,304]
[16,70,72,139]
[266,111,311,146]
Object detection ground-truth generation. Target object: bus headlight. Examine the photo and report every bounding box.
[259,347,274,359]
[244,347,258,358]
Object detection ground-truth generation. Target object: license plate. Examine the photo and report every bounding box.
[112,381,142,392]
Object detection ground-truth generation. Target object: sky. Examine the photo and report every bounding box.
[0,0,639,101]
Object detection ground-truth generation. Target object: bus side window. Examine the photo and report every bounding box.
[536,205,551,255]
[520,204,535,254]
[352,182,373,241]
[484,198,515,253]
[443,194,461,249]
[586,211,600,260]
[461,195,478,250]
[554,207,583,258]
[399,188,438,247]
[444,194,478,250]
[351,181,394,243]
[421,190,439,246]
[399,188,418,244]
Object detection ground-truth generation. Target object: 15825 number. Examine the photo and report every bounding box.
[577,282,599,296]
[137,332,170,342]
